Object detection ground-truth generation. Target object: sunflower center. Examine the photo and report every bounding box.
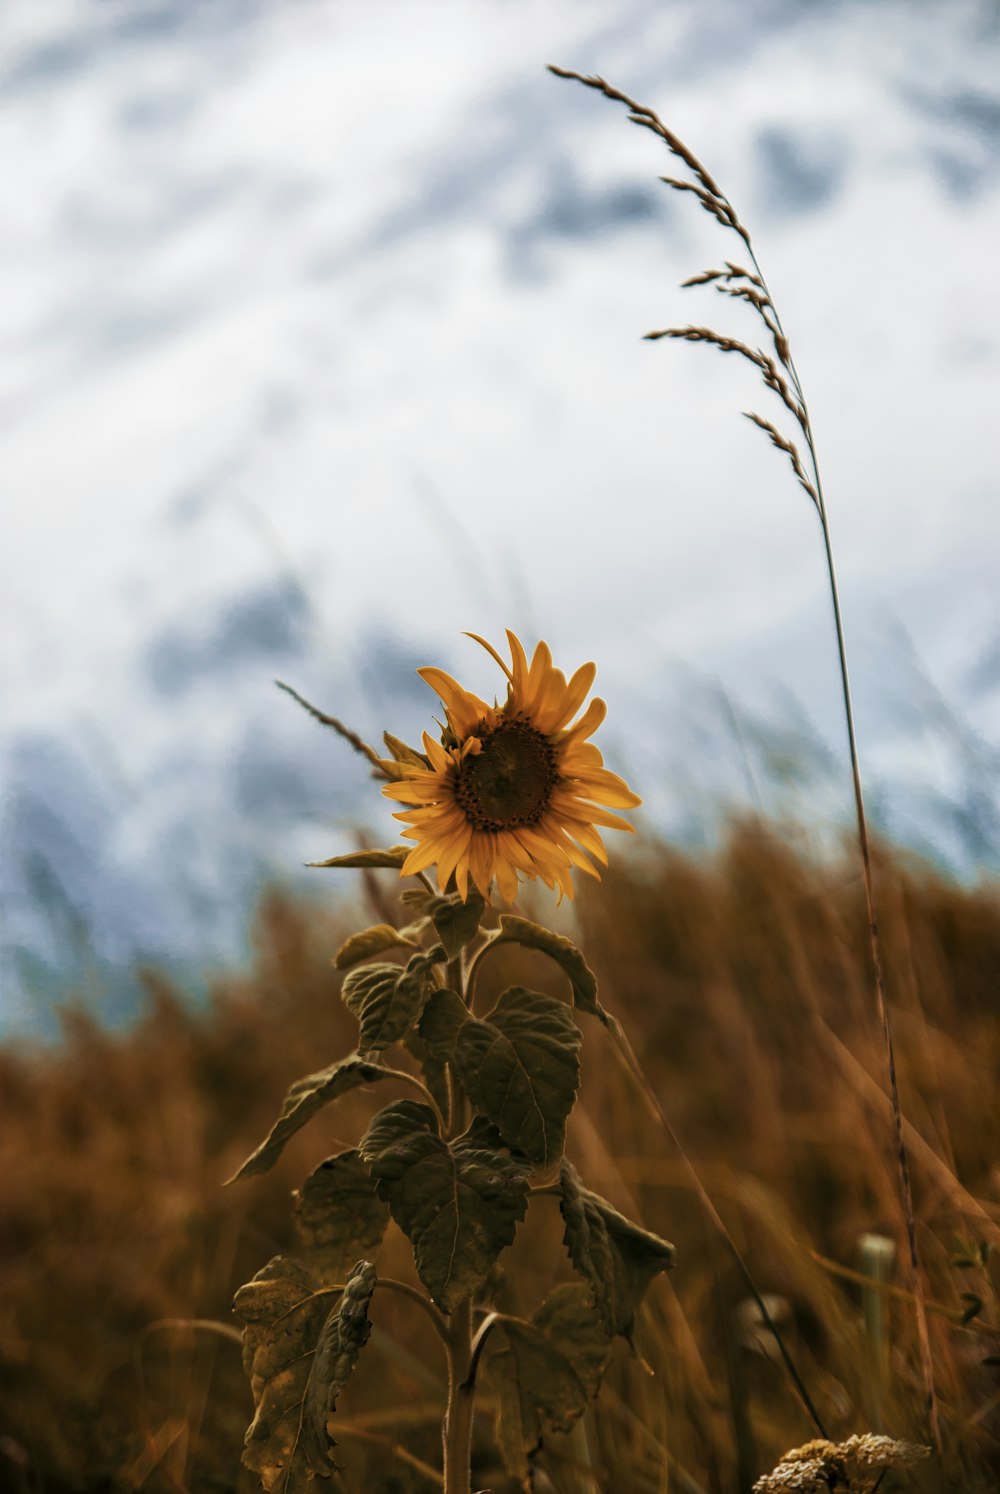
[454,716,558,832]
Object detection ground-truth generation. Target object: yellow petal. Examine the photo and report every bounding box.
[552,861,575,902]
[560,801,636,833]
[421,732,451,776]
[401,839,444,876]
[561,739,603,772]
[564,819,609,866]
[505,629,530,695]
[469,832,495,899]
[521,640,553,714]
[494,854,519,905]
[546,824,601,878]
[536,661,599,736]
[515,825,572,873]
[557,696,607,745]
[383,779,446,804]
[436,822,474,893]
[571,769,643,808]
[466,632,514,682]
[532,667,570,734]
[418,668,489,738]
[392,804,459,825]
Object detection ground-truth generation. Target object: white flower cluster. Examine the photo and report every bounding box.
[753,1434,930,1493]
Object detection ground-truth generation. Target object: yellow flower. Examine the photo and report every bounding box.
[382,630,641,903]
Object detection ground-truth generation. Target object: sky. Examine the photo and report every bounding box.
[2,0,999,1033]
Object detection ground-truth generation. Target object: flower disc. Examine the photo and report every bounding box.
[454,717,558,832]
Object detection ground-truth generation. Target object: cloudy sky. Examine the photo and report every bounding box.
[3,0,999,1033]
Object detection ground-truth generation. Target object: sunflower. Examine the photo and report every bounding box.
[382,630,641,903]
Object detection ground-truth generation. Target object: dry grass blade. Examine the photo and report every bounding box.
[681,263,764,289]
[659,175,738,230]
[643,324,768,366]
[547,66,724,201]
[275,679,389,778]
[743,412,818,507]
[550,61,942,1452]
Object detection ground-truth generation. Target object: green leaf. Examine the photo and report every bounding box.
[498,915,608,1025]
[417,987,468,1061]
[359,1100,529,1313]
[558,1159,675,1342]
[382,732,429,768]
[341,947,446,1053]
[333,924,420,970]
[399,889,487,959]
[490,1283,613,1479]
[294,1150,389,1284]
[234,1256,375,1490]
[452,987,581,1167]
[307,847,410,870]
[227,1056,395,1182]
[430,889,488,959]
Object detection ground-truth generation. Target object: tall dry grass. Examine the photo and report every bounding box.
[2,823,998,1492]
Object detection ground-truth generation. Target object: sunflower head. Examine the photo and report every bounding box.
[382,630,641,904]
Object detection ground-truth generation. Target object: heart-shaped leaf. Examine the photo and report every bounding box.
[430,890,488,959]
[452,987,581,1167]
[294,1150,389,1284]
[558,1159,675,1342]
[341,947,445,1053]
[489,1283,613,1480]
[399,890,487,959]
[359,1100,529,1313]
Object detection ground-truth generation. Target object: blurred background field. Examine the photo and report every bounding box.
[3,821,999,1492]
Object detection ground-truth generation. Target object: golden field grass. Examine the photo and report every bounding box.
[2,819,999,1493]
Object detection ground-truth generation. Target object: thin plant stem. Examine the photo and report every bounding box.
[746,240,943,1457]
[441,951,476,1494]
[443,1297,475,1494]
[379,1064,448,1136]
[463,931,508,1009]
[376,1278,451,1350]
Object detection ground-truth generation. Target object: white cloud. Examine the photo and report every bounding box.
[2,0,999,1028]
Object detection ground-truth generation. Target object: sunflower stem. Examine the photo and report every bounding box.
[463,931,507,1011]
[442,1297,475,1494]
[441,952,476,1494]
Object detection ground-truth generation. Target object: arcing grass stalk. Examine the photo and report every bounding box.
[230,633,673,1494]
[548,63,940,1453]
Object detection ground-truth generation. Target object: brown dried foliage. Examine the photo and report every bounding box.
[2,827,999,1491]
